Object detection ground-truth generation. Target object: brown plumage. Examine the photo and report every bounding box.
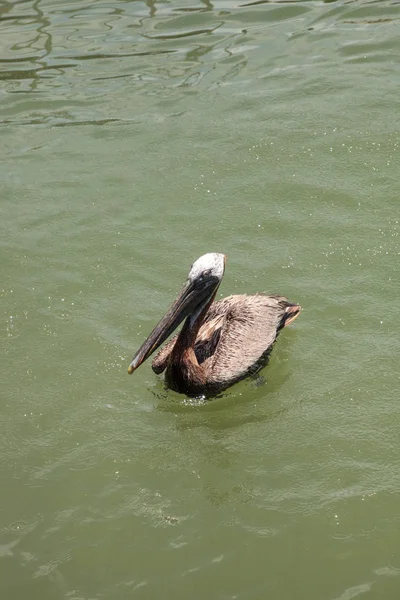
[127,253,301,397]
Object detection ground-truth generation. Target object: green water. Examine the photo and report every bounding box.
[1,0,400,598]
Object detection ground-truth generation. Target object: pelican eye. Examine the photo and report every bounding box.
[198,269,211,281]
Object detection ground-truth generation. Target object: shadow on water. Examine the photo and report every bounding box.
[149,332,301,432]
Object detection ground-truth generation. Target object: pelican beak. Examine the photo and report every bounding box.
[127,278,216,375]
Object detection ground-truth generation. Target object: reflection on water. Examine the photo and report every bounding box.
[2,0,399,128]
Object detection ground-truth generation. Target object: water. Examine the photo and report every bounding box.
[1,0,400,598]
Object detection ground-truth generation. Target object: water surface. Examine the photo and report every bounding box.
[1,0,400,598]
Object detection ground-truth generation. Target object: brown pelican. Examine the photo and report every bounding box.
[127,253,301,397]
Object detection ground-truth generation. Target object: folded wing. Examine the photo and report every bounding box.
[152,293,299,387]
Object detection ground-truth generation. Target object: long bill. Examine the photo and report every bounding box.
[127,280,213,374]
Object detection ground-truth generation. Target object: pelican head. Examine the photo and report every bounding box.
[127,253,226,374]
[188,252,226,283]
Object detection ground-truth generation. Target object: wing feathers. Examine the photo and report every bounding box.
[151,293,297,384]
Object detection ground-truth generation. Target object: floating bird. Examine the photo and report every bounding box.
[128,253,301,397]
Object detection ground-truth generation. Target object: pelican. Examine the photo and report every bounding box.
[127,253,301,397]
